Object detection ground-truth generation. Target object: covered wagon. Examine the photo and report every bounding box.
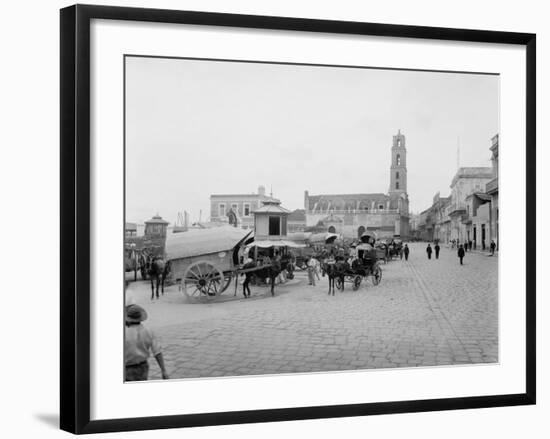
[165,226,252,301]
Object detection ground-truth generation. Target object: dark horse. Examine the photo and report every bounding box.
[148,256,170,300]
[323,260,348,296]
[250,263,286,296]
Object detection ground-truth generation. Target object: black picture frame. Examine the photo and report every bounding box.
[60,4,536,434]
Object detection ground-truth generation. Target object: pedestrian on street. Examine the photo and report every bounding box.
[434,243,440,259]
[469,240,473,251]
[270,251,282,295]
[241,256,254,298]
[403,244,410,261]
[314,256,321,281]
[125,304,169,381]
[426,243,433,260]
[458,244,465,265]
[307,256,317,286]
[490,239,497,256]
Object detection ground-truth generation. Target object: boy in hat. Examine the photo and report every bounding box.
[125,304,169,381]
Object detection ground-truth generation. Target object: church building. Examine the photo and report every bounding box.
[304,130,410,239]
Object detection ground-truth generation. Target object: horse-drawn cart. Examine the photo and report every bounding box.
[335,243,383,291]
[165,226,252,302]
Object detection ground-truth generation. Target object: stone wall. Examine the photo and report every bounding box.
[305,211,408,239]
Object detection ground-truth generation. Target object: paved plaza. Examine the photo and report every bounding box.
[126,243,498,380]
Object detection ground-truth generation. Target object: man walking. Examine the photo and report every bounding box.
[403,244,410,261]
[307,256,317,286]
[458,244,465,265]
[434,243,440,259]
[490,239,497,256]
[426,243,433,260]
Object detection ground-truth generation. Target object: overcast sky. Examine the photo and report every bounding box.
[125,56,499,224]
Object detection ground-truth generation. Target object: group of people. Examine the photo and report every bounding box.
[426,242,465,264]
[450,238,497,255]
[426,239,497,265]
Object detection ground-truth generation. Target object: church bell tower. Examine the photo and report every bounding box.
[389,129,407,195]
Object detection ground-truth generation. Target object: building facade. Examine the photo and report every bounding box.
[486,134,499,249]
[304,130,410,239]
[287,209,307,233]
[447,167,493,243]
[417,134,499,248]
[210,185,279,229]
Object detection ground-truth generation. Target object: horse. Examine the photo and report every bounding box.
[148,256,169,300]
[323,259,348,296]
[248,262,286,296]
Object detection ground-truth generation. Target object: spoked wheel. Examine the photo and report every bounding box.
[182,261,225,302]
[372,265,382,285]
[353,275,362,291]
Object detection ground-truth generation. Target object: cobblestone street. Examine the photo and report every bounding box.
[126,243,498,380]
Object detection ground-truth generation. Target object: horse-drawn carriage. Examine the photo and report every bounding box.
[333,243,383,291]
[165,226,304,302]
[165,226,252,301]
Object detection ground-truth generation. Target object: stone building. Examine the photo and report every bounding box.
[144,214,169,237]
[418,134,499,247]
[448,167,493,243]
[287,209,307,233]
[210,185,279,230]
[304,130,410,239]
[486,134,499,248]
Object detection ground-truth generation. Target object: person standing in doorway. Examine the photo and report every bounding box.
[434,243,440,259]
[403,244,410,261]
[458,244,465,265]
[426,243,433,260]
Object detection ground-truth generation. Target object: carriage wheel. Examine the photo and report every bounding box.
[353,275,362,291]
[336,277,344,291]
[372,265,382,285]
[182,261,224,302]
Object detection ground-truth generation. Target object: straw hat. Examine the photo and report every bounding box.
[125,304,148,323]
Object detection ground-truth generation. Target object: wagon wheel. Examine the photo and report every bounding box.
[353,275,362,291]
[372,265,382,285]
[182,261,225,302]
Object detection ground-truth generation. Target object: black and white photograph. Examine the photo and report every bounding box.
[124,55,500,382]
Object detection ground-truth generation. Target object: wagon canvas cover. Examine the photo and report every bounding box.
[165,226,252,261]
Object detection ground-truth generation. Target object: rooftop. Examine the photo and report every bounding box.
[288,209,306,221]
[253,200,291,215]
[145,215,169,225]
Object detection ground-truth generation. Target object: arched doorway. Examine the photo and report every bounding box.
[357,225,365,238]
[328,226,336,233]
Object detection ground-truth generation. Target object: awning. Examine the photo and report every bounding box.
[248,240,306,249]
[165,226,252,260]
[308,232,339,244]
